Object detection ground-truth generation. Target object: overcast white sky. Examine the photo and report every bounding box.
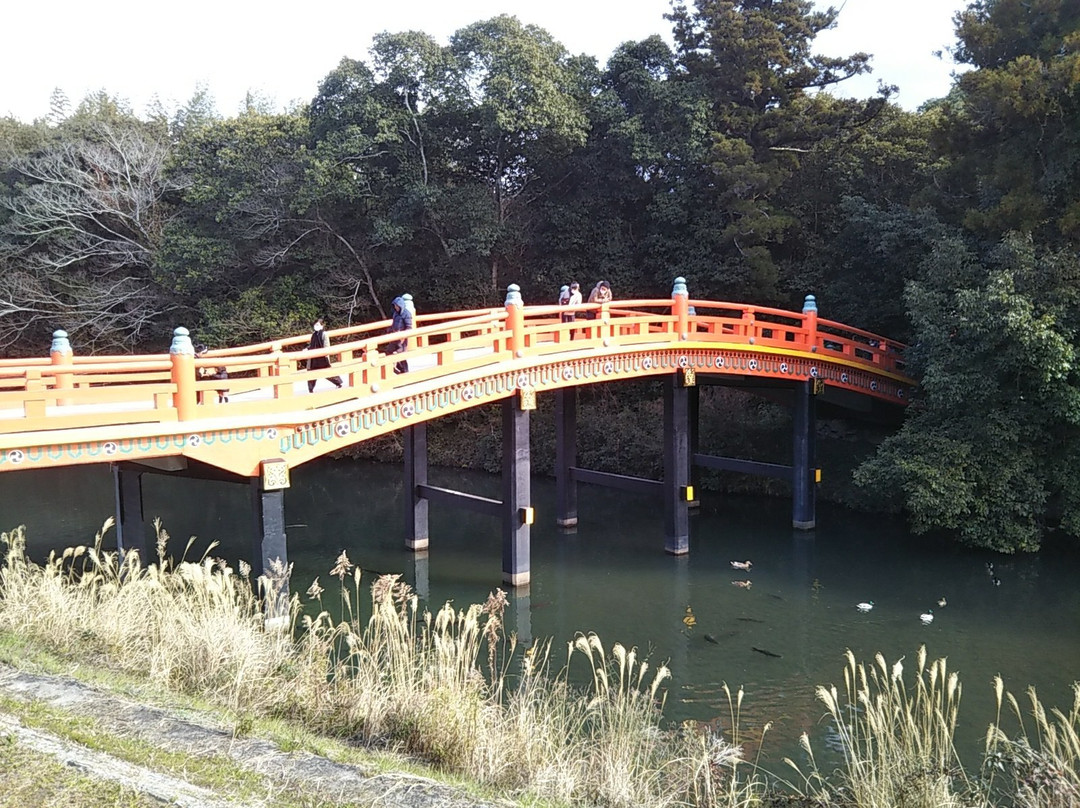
[1,0,970,124]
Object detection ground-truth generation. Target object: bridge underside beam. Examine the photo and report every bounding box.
[570,467,662,496]
[692,453,793,482]
[407,399,531,587]
[113,459,289,619]
[555,375,694,554]
[416,484,502,518]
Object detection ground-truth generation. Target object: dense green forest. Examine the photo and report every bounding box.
[1,0,1078,553]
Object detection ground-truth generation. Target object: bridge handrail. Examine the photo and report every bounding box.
[0,288,912,434]
[203,306,506,358]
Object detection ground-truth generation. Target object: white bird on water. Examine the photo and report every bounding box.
[920,610,934,625]
[856,601,874,612]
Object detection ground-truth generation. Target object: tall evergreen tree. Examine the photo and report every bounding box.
[666,0,888,299]
[935,0,1080,243]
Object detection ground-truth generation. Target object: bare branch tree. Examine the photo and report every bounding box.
[0,122,182,350]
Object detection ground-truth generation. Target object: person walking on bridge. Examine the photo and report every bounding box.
[306,319,343,392]
[383,297,413,375]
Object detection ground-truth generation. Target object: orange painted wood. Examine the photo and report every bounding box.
[0,298,915,477]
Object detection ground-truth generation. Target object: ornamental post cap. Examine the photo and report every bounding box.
[803,294,818,314]
[50,330,72,354]
[170,326,195,355]
[505,284,523,307]
[672,277,688,297]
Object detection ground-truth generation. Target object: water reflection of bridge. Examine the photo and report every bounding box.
[0,279,913,592]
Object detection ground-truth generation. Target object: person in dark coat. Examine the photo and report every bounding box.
[306,319,343,392]
[382,296,413,374]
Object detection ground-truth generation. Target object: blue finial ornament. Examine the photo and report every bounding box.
[505,284,523,307]
[170,326,194,355]
[50,329,71,354]
[672,277,689,297]
[803,295,818,314]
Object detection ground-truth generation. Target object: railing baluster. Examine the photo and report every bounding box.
[505,285,524,358]
[24,368,45,418]
[170,327,197,421]
[50,330,74,406]
[802,295,818,352]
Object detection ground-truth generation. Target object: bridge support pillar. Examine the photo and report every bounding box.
[792,379,818,530]
[250,479,289,621]
[411,551,430,603]
[554,386,577,527]
[663,375,691,555]
[404,424,429,550]
[112,463,147,563]
[502,397,531,587]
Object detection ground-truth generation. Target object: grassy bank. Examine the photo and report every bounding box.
[0,522,1077,807]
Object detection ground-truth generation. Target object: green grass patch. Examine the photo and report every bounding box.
[0,733,163,808]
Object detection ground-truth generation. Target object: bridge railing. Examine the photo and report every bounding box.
[0,285,909,433]
[0,356,176,433]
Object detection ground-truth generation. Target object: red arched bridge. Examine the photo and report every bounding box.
[0,280,914,590]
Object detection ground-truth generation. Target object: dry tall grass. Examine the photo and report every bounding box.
[983,678,1080,808]
[5,523,1076,808]
[0,520,291,711]
[0,524,764,808]
[786,646,981,808]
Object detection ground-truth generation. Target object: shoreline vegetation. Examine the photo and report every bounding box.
[1,522,1078,808]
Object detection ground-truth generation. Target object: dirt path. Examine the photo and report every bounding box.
[0,664,504,808]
